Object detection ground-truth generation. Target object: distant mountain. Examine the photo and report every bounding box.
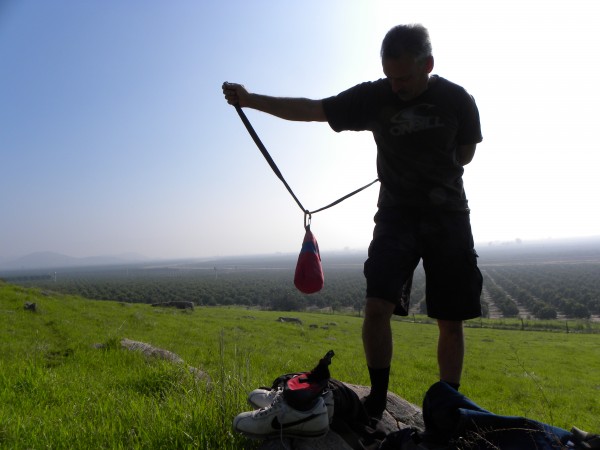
[0,251,149,270]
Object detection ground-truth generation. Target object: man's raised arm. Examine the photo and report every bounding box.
[222,82,327,122]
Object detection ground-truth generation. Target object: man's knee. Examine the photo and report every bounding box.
[437,319,464,337]
[365,297,396,320]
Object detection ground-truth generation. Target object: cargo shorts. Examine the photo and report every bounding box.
[363,207,482,320]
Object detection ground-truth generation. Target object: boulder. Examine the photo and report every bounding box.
[277,317,303,325]
[120,338,210,385]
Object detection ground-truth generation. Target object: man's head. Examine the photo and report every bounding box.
[381,24,434,101]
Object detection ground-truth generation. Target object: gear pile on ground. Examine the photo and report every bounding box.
[232,351,600,450]
[232,349,423,449]
[234,381,424,450]
[235,381,600,450]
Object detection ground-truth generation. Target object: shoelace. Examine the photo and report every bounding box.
[254,391,284,417]
[253,392,292,450]
[265,387,282,404]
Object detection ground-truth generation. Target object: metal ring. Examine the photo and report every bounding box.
[304,211,312,229]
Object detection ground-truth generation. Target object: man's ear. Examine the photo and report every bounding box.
[425,55,434,73]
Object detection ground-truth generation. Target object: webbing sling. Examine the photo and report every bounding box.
[234,105,379,226]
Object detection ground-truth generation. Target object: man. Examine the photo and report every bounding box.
[223,24,483,420]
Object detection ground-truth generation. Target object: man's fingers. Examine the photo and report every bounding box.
[222,81,242,105]
[224,92,239,105]
[222,81,251,107]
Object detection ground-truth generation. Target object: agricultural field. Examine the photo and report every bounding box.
[0,281,599,449]
[2,238,600,327]
[477,240,600,322]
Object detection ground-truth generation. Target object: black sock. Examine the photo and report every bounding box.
[445,381,460,391]
[364,366,390,418]
[367,366,390,400]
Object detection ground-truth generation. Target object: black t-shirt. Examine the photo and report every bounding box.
[322,75,482,211]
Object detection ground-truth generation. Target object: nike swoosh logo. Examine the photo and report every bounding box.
[271,413,324,429]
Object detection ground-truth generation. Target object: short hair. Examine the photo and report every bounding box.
[380,24,432,62]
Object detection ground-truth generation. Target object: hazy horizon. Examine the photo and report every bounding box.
[2,1,599,261]
[3,234,600,270]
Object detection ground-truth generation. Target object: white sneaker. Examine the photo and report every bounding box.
[248,388,335,423]
[247,387,282,409]
[233,392,329,439]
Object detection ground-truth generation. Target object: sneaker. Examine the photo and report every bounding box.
[233,392,329,439]
[247,387,282,409]
[248,388,335,423]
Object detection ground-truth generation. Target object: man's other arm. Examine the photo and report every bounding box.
[457,144,477,166]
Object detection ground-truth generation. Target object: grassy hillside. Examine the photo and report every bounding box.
[1,281,598,448]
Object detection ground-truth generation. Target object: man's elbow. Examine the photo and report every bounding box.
[457,144,477,166]
[460,154,475,166]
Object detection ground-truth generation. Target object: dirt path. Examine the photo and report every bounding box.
[481,285,503,319]
[482,270,531,318]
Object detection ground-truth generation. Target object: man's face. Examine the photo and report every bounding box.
[382,54,433,101]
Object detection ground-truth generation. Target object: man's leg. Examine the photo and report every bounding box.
[362,297,396,417]
[426,212,480,390]
[437,319,464,388]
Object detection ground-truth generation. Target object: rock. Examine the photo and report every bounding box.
[277,317,303,325]
[258,431,355,450]
[345,384,424,431]
[119,338,211,385]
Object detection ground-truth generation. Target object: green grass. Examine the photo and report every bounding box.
[1,281,599,448]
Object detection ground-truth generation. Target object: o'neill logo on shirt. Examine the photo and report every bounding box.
[389,104,444,136]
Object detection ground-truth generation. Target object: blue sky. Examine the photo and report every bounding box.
[1,0,599,260]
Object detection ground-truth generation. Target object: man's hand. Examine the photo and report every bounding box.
[222,82,250,107]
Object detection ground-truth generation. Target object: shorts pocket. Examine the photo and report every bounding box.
[467,248,483,296]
